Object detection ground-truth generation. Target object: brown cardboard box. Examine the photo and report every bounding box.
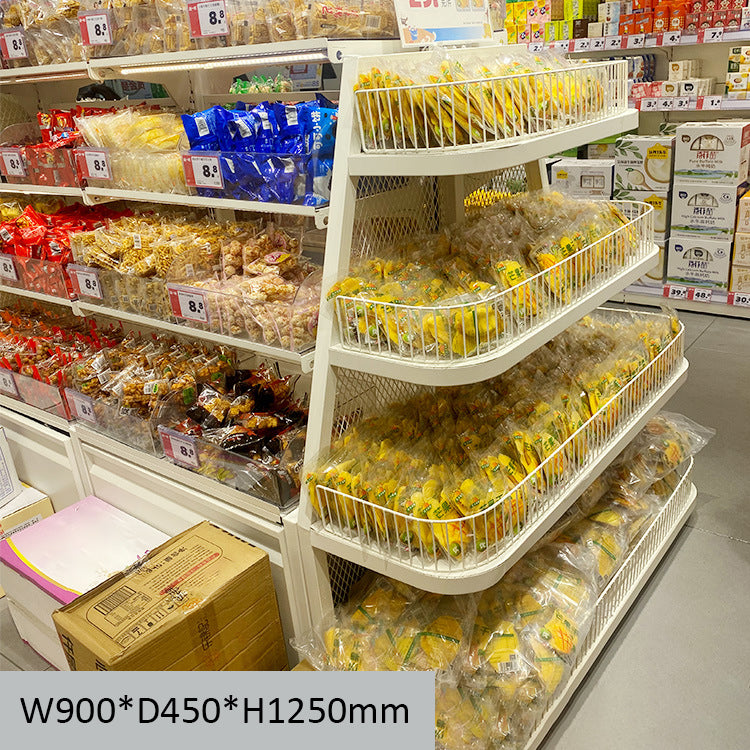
[52,521,288,671]
[0,488,54,598]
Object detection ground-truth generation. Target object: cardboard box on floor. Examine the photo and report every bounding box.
[0,487,54,598]
[53,521,288,671]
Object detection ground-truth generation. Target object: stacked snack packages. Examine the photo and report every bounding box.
[74,107,187,193]
[328,191,633,359]
[308,308,681,562]
[180,96,337,206]
[0,0,398,69]
[354,49,606,151]
[296,412,714,749]
[68,207,322,352]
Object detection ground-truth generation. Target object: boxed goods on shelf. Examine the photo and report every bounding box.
[53,521,288,671]
[0,495,168,670]
[670,182,747,237]
[353,48,624,152]
[309,308,684,569]
[614,135,674,193]
[296,412,712,748]
[730,263,750,290]
[732,231,750,264]
[549,158,614,198]
[673,121,750,184]
[735,186,750,230]
[666,235,732,288]
[613,188,669,238]
[329,192,653,363]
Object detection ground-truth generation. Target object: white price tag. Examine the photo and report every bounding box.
[72,267,102,299]
[1,30,27,60]
[664,30,681,45]
[181,153,223,189]
[188,0,228,38]
[645,35,657,48]
[527,42,544,52]
[605,35,622,49]
[0,369,18,397]
[675,96,691,110]
[702,27,724,43]
[0,254,17,282]
[591,36,605,50]
[729,291,750,307]
[78,149,112,180]
[159,427,200,469]
[79,12,113,45]
[627,33,645,48]
[0,149,25,178]
[167,284,209,323]
[640,97,658,112]
[658,97,675,111]
[665,284,688,300]
[689,287,713,303]
[702,95,723,110]
[66,389,96,423]
[573,38,590,52]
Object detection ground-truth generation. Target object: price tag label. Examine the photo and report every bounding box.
[167,284,209,323]
[675,96,692,110]
[0,369,18,397]
[159,426,200,469]
[0,254,18,282]
[658,97,675,111]
[527,41,545,52]
[605,35,622,49]
[78,10,113,46]
[187,0,228,38]
[572,38,590,52]
[688,287,713,303]
[640,97,658,112]
[65,389,96,424]
[701,95,723,110]
[0,29,28,60]
[591,36,605,50]
[69,264,102,299]
[0,148,25,178]
[76,148,112,180]
[728,291,750,307]
[181,153,224,189]
[699,27,724,43]
[627,33,645,48]
[664,284,688,300]
[661,30,681,45]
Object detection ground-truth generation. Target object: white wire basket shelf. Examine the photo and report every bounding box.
[525,457,696,750]
[332,201,654,384]
[310,313,688,594]
[355,52,628,154]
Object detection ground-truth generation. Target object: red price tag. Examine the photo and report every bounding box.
[187,0,228,38]
[182,152,224,189]
[68,264,102,299]
[167,284,209,323]
[688,287,713,303]
[76,148,112,180]
[0,148,25,178]
[663,284,688,300]
[0,29,27,60]
[78,10,113,46]
[65,388,96,423]
[728,291,750,307]
[158,426,200,468]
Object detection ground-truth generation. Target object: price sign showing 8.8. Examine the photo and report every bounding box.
[78,10,113,46]
[0,29,28,60]
[69,264,102,299]
[187,0,229,38]
[0,148,26,178]
[76,148,112,180]
[0,254,18,282]
[0,368,18,397]
[167,283,210,324]
[159,426,200,469]
[182,153,224,189]
[65,389,96,424]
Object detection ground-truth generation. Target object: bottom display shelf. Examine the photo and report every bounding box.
[614,287,750,320]
[527,460,697,750]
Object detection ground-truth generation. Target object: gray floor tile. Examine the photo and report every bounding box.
[676,310,716,350]
[686,316,750,355]
[0,599,51,671]
[541,526,750,750]
[0,654,19,671]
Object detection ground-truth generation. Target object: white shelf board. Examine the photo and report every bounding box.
[613,287,750,319]
[83,187,329,227]
[0,183,83,197]
[0,284,75,308]
[309,357,689,594]
[347,110,639,177]
[329,245,659,386]
[526,480,697,750]
[75,424,287,525]
[0,61,88,84]
[0,394,71,432]
[77,301,315,372]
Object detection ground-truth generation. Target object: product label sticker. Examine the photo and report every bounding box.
[158,426,200,468]
[187,0,229,38]
[0,254,18,282]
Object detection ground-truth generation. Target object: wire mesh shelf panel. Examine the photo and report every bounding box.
[464,166,529,211]
[355,53,628,154]
[334,201,653,363]
[312,311,684,575]
[327,554,367,608]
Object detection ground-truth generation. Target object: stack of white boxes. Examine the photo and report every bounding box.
[668,59,714,100]
[549,158,614,198]
[731,191,750,293]
[613,134,675,289]
[668,121,750,290]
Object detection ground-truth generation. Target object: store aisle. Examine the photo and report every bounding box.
[542,311,750,750]
[1,311,749,750]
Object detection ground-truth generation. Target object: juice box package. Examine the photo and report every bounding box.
[674,122,750,184]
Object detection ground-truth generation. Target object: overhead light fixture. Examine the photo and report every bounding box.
[120,50,329,76]
[2,69,89,84]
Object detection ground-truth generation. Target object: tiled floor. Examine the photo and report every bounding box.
[1,309,749,748]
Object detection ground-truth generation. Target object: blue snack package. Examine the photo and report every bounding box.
[259,154,299,204]
[181,106,226,151]
[221,109,260,152]
[272,103,305,155]
[304,155,333,207]
[249,103,278,153]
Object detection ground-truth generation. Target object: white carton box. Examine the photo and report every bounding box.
[550,158,614,198]
[670,182,746,237]
[674,122,750,184]
[613,188,670,234]
[667,236,732,289]
[725,73,749,93]
[733,232,750,264]
[614,135,674,191]
[669,59,701,81]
